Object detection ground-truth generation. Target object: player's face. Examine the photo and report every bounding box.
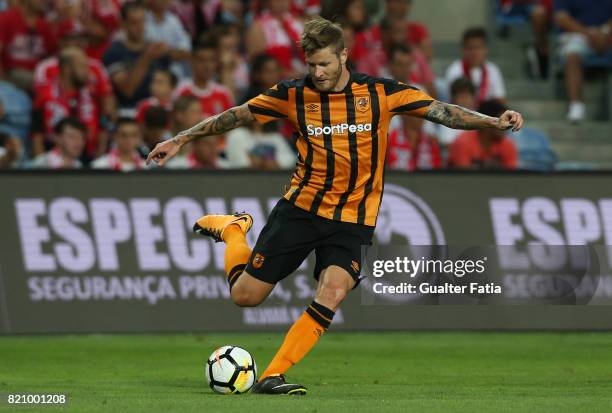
[58,125,85,159]
[192,49,217,82]
[463,38,488,67]
[115,123,142,154]
[306,46,347,92]
[389,51,413,83]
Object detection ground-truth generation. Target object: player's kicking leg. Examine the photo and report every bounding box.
[252,265,354,395]
[193,213,275,306]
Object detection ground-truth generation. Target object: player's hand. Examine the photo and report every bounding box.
[497,110,524,132]
[146,138,181,166]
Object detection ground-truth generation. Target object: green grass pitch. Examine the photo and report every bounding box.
[0,332,611,412]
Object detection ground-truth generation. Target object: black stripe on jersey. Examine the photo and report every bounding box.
[248,104,288,119]
[289,85,313,203]
[333,87,358,220]
[310,93,334,215]
[381,78,419,95]
[391,100,434,113]
[357,83,380,224]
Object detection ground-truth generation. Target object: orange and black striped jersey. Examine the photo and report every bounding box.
[247,72,434,227]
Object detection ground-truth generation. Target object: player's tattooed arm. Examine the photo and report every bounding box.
[424,101,524,131]
[146,104,256,166]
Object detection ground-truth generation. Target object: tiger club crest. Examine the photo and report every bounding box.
[355,96,369,112]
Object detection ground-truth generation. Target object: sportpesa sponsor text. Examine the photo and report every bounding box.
[306,123,372,137]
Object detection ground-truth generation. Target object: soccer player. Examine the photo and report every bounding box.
[147,17,524,395]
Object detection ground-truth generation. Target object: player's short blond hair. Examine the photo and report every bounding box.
[301,17,345,55]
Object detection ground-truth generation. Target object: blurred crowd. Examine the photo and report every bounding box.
[0,0,610,172]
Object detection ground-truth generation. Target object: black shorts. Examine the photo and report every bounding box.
[245,199,374,285]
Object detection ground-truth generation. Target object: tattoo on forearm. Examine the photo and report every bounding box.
[172,104,255,145]
[425,101,497,130]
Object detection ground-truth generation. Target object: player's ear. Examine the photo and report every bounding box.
[339,48,348,66]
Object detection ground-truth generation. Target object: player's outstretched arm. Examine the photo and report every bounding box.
[424,100,524,132]
[146,103,256,166]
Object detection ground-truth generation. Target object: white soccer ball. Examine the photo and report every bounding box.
[205,346,257,394]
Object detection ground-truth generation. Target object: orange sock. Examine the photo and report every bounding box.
[222,225,252,287]
[260,301,335,379]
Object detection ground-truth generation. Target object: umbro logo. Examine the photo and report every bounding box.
[306,103,319,112]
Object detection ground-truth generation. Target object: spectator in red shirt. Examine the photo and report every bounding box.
[348,2,435,80]
[53,0,85,43]
[448,100,518,170]
[32,47,103,159]
[135,68,176,124]
[342,0,387,77]
[384,0,433,60]
[446,28,507,106]
[387,114,441,172]
[34,32,116,133]
[247,0,305,78]
[173,41,234,117]
[0,0,57,90]
[82,0,122,61]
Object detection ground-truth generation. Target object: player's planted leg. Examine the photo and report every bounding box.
[252,265,353,395]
